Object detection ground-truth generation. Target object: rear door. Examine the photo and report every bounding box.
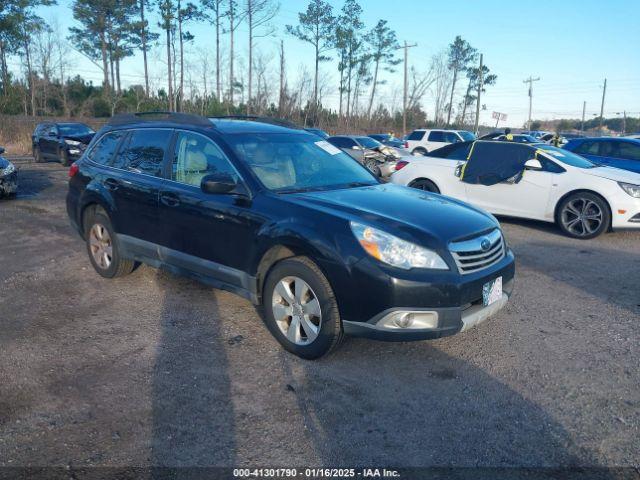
[106,128,171,246]
[606,141,640,173]
[157,130,259,287]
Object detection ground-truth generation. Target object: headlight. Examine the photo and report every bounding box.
[619,182,640,198]
[64,139,82,146]
[350,221,448,270]
[3,163,15,175]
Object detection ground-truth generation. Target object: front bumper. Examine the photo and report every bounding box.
[0,172,18,196]
[610,193,640,229]
[343,278,514,341]
[379,161,397,178]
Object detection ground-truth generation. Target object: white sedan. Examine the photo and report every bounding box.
[391,141,640,239]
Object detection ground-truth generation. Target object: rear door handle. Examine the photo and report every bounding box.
[104,178,120,191]
[160,192,180,207]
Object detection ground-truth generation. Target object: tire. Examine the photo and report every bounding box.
[60,148,70,167]
[262,256,343,359]
[412,147,428,156]
[556,192,610,239]
[84,211,135,278]
[33,146,43,163]
[409,178,440,193]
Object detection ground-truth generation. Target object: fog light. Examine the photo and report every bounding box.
[395,314,413,328]
[377,310,439,330]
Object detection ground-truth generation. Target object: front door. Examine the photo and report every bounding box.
[157,130,260,288]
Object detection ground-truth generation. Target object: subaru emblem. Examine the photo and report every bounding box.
[481,238,491,251]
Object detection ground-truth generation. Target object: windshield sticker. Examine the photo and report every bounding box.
[315,140,342,155]
[542,149,565,157]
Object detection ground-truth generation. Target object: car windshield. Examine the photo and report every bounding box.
[227,133,378,193]
[58,123,94,136]
[537,145,597,168]
[458,131,476,142]
[356,136,382,149]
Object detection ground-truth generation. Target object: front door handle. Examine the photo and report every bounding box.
[160,192,180,207]
[104,178,120,191]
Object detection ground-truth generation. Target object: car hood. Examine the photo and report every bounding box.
[285,183,499,245]
[0,156,11,169]
[63,133,95,144]
[581,166,640,184]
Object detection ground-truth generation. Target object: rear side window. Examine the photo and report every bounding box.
[113,129,171,176]
[444,132,460,143]
[407,130,425,141]
[430,142,472,160]
[328,137,356,149]
[86,131,125,165]
[428,131,445,142]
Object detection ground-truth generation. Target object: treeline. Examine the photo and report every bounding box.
[0,0,497,132]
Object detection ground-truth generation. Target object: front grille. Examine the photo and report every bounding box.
[450,229,505,275]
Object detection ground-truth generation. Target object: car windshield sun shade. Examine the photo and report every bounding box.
[461,142,533,186]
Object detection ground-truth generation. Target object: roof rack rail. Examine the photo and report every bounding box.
[209,115,301,129]
[108,111,213,127]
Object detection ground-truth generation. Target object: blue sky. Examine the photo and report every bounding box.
[23,0,640,126]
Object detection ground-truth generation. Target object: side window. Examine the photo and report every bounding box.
[329,137,353,149]
[444,132,460,143]
[574,141,599,155]
[538,156,566,173]
[113,129,171,176]
[617,143,640,161]
[407,130,425,141]
[172,131,239,187]
[86,131,125,165]
[428,131,445,142]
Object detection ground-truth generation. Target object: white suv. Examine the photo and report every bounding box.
[406,129,476,156]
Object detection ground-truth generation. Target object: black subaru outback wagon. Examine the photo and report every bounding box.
[67,113,515,359]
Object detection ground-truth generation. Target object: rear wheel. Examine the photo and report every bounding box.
[263,256,343,359]
[84,211,135,278]
[409,178,440,193]
[412,147,428,156]
[556,192,610,239]
[363,158,381,176]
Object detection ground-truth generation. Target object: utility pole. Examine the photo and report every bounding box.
[523,75,540,131]
[473,53,483,135]
[399,41,417,137]
[617,110,627,135]
[581,101,586,133]
[599,78,607,133]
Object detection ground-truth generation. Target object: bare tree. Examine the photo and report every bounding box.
[225,0,246,105]
[244,0,278,113]
[202,0,224,102]
[430,50,452,126]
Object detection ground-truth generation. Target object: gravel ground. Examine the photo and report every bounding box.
[0,161,638,471]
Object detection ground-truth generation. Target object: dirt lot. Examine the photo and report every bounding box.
[0,160,638,472]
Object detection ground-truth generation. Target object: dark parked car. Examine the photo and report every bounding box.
[67,113,515,359]
[32,122,95,166]
[563,137,640,174]
[0,147,17,198]
[368,133,405,149]
[304,127,329,139]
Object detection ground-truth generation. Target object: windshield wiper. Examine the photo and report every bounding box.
[345,181,377,188]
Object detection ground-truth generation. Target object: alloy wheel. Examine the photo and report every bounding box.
[89,223,113,269]
[560,198,603,237]
[271,276,322,345]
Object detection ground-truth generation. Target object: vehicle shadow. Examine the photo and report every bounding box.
[1,163,55,200]
[497,216,564,237]
[276,337,605,472]
[151,269,236,471]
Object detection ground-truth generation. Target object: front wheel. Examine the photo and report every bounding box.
[363,158,381,176]
[263,256,343,359]
[84,211,136,278]
[59,148,70,167]
[556,192,610,239]
[33,146,43,163]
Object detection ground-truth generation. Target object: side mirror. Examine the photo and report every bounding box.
[524,158,543,171]
[352,145,363,150]
[454,164,463,178]
[201,173,239,194]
